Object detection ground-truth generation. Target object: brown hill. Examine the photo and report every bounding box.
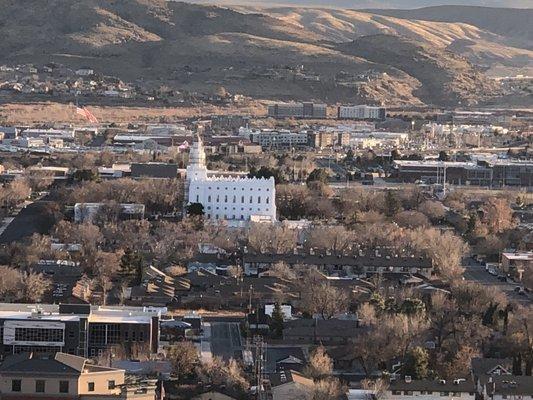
[0,0,507,106]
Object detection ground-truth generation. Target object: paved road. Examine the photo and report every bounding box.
[463,258,531,304]
[209,322,242,361]
[0,200,55,244]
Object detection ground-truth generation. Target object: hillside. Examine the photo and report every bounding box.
[245,6,533,72]
[0,0,514,106]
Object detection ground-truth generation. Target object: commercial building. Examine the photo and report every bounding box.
[267,102,327,119]
[307,131,334,149]
[130,162,178,179]
[0,303,165,358]
[392,160,533,187]
[501,251,533,282]
[0,352,156,399]
[337,105,386,121]
[186,136,276,222]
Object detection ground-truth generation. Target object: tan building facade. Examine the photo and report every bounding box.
[0,352,156,400]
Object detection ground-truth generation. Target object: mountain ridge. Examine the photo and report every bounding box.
[0,0,524,106]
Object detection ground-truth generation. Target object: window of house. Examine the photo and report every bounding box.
[208,195,211,202]
[59,380,69,393]
[11,380,21,392]
[88,382,95,392]
[139,331,144,342]
[36,380,45,393]
[258,196,261,203]
[392,391,401,395]
[440,392,449,396]
[108,380,116,389]
[266,197,269,204]
[404,391,413,395]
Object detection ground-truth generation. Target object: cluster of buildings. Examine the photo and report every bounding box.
[0,63,138,100]
[267,102,386,121]
[0,126,99,150]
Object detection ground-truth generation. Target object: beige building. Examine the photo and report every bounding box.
[270,370,314,400]
[0,352,156,399]
[501,251,533,281]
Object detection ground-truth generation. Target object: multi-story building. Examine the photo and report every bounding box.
[186,136,276,222]
[392,160,533,188]
[0,303,165,358]
[337,105,386,121]
[0,352,157,400]
[267,102,327,119]
[307,131,334,149]
[249,130,309,149]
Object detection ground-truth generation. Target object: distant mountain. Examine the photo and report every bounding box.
[0,0,520,106]
[363,6,533,46]
[183,1,532,9]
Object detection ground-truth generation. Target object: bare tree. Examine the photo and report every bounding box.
[418,200,446,222]
[393,211,430,229]
[167,341,200,382]
[0,266,24,301]
[301,280,349,320]
[483,198,516,234]
[247,222,297,254]
[312,378,346,400]
[23,271,51,302]
[305,346,333,379]
[305,225,353,253]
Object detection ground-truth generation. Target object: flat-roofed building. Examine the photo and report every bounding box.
[268,102,327,119]
[0,303,166,358]
[0,352,157,400]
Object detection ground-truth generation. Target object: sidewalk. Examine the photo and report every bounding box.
[200,322,213,363]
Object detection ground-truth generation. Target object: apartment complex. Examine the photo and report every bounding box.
[267,102,327,119]
[0,304,165,358]
[337,105,386,121]
[0,352,156,399]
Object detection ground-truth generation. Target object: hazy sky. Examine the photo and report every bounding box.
[182,0,531,9]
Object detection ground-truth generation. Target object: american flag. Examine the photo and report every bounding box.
[76,105,98,123]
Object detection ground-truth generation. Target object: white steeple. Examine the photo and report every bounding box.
[186,134,207,181]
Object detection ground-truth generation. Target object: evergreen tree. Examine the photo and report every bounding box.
[187,202,204,217]
[385,190,401,217]
[466,213,477,237]
[513,354,523,375]
[270,303,285,339]
[306,168,329,185]
[405,347,429,379]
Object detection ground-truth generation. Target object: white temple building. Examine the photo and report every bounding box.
[185,136,276,222]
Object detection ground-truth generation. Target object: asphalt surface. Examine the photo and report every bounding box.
[209,322,243,361]
[463,258,531,304]
[0,200,55,244]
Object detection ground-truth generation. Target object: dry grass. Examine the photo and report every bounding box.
[0,101,268,124]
